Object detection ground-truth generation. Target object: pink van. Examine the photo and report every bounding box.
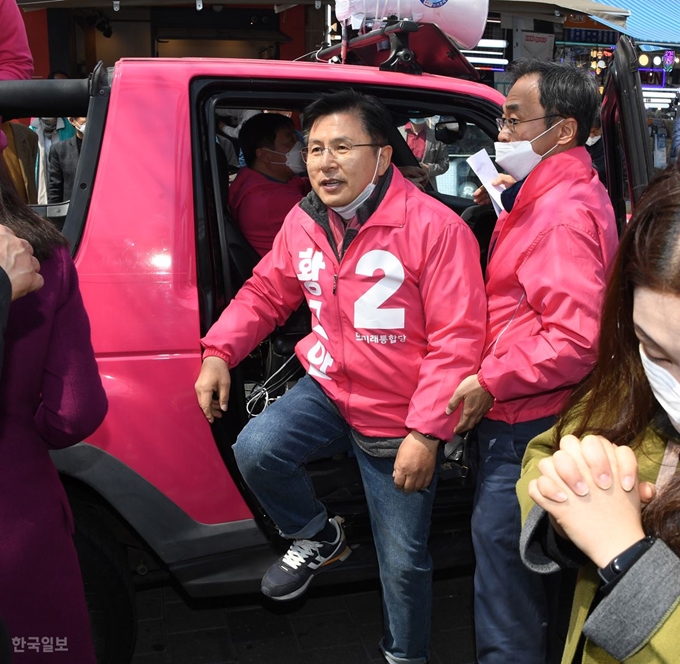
[0,25,649,663]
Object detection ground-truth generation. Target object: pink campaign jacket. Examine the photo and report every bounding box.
[0,0,33,152]
[478,146,618,424]
[203,167,487,440]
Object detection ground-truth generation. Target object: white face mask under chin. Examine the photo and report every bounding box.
[494,118,564,181]
[639,345,680,433]
[330,147,383,220]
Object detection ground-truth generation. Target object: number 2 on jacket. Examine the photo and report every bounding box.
[354,250,405,330]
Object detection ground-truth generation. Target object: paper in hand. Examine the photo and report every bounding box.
[466,149,505,217]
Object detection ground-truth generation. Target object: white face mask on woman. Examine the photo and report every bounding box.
[330,147,382,220]
[639,344,680,433]
[494,118,564,181]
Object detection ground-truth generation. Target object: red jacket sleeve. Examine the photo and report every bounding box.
[0,0,34,151]
[201,216,305,366]
[0,0,33,82]
[479,224,607,402]
[405,219,487,439]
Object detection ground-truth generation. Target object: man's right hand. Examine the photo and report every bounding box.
[472,173,516,206]
[195,356,231,423]
[0,225,43,300]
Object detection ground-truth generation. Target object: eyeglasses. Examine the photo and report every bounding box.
[301,142,382,163]
[495,115,562,133]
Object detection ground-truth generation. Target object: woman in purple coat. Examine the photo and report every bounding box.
[0,161,107,662]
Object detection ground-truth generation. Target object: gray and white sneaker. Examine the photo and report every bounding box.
[261,516,351,601]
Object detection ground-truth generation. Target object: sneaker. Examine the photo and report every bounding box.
[261,516,351,601]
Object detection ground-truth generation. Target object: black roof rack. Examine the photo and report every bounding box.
[312,20,480,81]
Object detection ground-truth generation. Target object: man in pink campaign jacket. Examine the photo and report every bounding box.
[0,0,34,153]
[447,60,619,664]
[196,89,486,664]
[230,112,310,257]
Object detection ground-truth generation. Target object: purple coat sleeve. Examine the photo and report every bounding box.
[0,268,9,374]
[34,249,108,448]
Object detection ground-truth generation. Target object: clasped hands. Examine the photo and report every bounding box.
[528,434,654,568]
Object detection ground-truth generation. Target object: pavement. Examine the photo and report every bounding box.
[130,570,476,664]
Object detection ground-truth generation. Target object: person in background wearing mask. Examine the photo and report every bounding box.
[585,114,606,186]
[397,117,449,191]
[30,70,77,204]
[230,112,310,257]
[30,114,76,205]
[195,89,486,664]
[47,116,86,207]
[518,163,680,664]
[447,60,619,664]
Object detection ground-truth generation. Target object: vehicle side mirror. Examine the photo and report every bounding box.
[435,117,467,143]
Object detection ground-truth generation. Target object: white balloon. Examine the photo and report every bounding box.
[335,0,489,50]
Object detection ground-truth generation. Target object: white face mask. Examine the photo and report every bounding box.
[585,134,601,147]
[330,147,382,220]
[639,345,680,433]
[494,118,564,181]
[263,141,306,175]
[75,121,86,136]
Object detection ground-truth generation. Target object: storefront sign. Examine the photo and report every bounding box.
[564,28,618,45]
[517,32,554,60]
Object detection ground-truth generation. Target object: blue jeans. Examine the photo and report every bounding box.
[472,416,557,664]
[233,375,438,664]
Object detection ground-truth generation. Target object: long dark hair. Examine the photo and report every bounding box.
[643,471,680,556]
[0,157,67,261]
[556,163,680,446]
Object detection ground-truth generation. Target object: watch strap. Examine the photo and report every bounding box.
[414,430,440,442]
[597,536,656,594]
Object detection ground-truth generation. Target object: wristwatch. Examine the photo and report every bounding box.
[597,536,656,594]
[415,431,440,443]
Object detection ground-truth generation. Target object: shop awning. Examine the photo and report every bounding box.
[490,0,630,30]
[589,0,680,46]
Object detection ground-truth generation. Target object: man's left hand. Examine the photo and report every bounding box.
[447,375,494,434]
[393,432,439,494]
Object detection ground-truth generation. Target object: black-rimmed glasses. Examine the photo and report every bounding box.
[301,142,382,163]
[495,115,562,133]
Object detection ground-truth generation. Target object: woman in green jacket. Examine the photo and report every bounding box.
[517,163,680,664]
